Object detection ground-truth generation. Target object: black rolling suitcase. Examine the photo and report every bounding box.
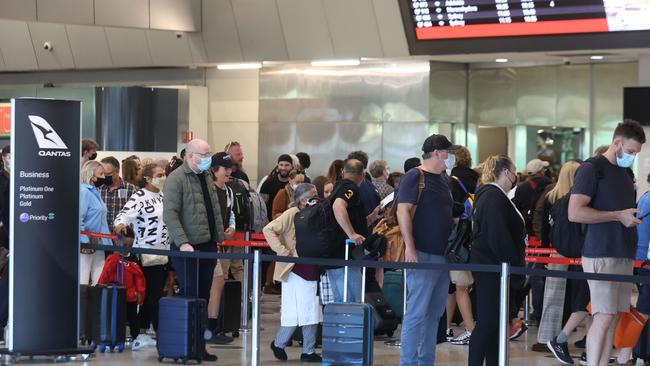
[365,291,399,338]
[322,240,374,366]
[218,280,242,337]
[79,285,92,345]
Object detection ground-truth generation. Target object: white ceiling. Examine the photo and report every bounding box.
[0,0,648,72]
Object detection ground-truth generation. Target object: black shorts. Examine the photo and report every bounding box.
[566,265,590,313]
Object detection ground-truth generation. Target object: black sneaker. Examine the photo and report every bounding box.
[208,332,234,345]
[203,349,218,362]
[574,336,586,349]
[578,352,615,366]
[547,337,574,365]
[270,341,288,361]
[445,328,454,342]
[300,353,322,363]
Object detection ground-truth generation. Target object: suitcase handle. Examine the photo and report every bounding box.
[343,239,365,304]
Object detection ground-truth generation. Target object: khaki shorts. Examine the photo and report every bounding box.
[213,259,223,278]
[450,270,473,287]
[582,257,633,315]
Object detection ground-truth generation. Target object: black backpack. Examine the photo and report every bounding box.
[549,193,584,258]
[548,155,635,258]
[294,196,341,259]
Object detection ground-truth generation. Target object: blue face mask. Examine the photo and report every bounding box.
[444,153,456,170]
[616,148,636,168]
[198,157,212,172]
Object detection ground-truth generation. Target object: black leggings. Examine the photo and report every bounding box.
[469,272,500,366]
[140,265,166,332]
[127,302,140,339]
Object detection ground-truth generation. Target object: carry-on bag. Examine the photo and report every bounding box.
[365,291,399,338]
[90,255,127,353]
[322,239,374,366]
[157,256,208,364]
[218,280,242,337]
[382,270,404,319]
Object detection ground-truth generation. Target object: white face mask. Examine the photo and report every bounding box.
[4,158,9,172]
[151,177,166,191]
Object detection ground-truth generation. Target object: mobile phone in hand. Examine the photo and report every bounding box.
[639,211,650,220]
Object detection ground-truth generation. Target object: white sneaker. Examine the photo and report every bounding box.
[450,330,472,345]
[132,334,156,350]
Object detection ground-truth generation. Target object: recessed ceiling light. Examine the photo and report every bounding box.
[216,63,262,70]
[590,55,604,60]
[311,59,361,67]
[495,58,509,63]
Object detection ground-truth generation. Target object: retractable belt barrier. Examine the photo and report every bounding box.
[79,230,650,366]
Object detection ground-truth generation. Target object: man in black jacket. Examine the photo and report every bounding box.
[513,159,552,236]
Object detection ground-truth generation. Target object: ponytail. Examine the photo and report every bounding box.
[480,155,513,184]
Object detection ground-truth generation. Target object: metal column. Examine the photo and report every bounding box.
[240,231,251,333]
[250,250,261,366]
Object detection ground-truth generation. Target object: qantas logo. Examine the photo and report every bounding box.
[28,115,71,157]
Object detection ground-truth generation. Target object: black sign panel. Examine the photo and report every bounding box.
[9,99,80,352]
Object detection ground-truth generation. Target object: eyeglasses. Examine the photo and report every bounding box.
[193,151,212,158]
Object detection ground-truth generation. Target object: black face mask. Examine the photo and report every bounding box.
[506,171,517,190]
[93,177,105,188]
[104,175,113,187]
[89,152,97,161]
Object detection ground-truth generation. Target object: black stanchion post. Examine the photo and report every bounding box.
[240,231,252,334]
[499,262,510,366]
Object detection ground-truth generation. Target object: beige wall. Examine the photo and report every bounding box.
[206,69,260,186]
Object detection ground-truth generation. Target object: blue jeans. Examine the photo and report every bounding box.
[327,267,362,303]
[400,252,449,366]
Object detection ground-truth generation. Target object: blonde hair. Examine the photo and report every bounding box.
[81,160,102,184]
[480,155,513,184]
[547,161,580,204]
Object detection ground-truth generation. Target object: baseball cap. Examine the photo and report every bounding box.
[211,152,234,169]
[422,134,461,153]
[525,159,549,175]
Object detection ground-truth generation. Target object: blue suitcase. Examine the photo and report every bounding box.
[157,297,207,364]
[322,240,374,366]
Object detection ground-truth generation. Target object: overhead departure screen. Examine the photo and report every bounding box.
[410,1,650,40]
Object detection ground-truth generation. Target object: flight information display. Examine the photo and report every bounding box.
[410,1,650,40]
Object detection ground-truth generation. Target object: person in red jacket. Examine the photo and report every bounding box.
[98,252,146,340]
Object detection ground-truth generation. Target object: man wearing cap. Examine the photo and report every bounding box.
[205,152,236,345]
[397,134,459,366]
[260,154,294,221]
[513,158,552,235]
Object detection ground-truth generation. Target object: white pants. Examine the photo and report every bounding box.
[80,251,105,285]
[280,272,322,327]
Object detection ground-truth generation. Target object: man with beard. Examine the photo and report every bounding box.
[225,141,249,184]
[259,154,294,294]
[260,154,294,221]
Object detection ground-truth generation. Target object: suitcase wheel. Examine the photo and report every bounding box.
[99,344,107,353]
[90,342,97,352]
[387,331,394,338]
[181,358,187,364]
[232,331,239,338]
[117,343,125,353]
[158,356,163,363]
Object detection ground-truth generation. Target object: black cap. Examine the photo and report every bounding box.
[211,152,234,169]
[421,134,461,153]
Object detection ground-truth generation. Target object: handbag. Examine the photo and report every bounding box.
[140,241,170,267]
[444,218,472,264]
[614,306,647,348]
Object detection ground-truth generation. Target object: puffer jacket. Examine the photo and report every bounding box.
[163,161,225,247]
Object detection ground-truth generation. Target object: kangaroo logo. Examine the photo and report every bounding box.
[28,115,68,149]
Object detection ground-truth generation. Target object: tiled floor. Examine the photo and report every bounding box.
[1,294,594,365]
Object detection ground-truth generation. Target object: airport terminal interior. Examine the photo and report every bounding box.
[4,0,650,365]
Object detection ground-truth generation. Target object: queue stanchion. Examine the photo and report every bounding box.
[240,230,252,334]
[251,250,261,366]
[498,262,510,366]
[523,295,530,323]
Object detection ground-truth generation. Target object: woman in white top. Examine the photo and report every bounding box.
[115,163,168,336]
